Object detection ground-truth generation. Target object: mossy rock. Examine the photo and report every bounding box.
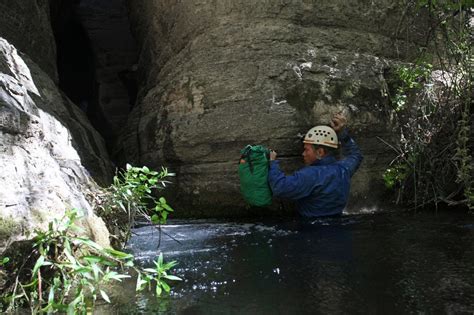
[0,217,19,240]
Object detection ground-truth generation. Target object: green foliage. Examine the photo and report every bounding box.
[1,209,133,313]
[391,62,432,111]
[0,257,9,266]
[397,63,432,90]
[136,253,181,296]
[0,209,181,314]
[95,164,175,246]
[384,0,472,210]
[151,197,174,225]
[383,164,409,189]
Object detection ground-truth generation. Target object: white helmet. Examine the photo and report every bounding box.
[303,125,338,148]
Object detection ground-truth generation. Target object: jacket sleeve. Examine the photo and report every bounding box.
[338,128,363,177]
[267,160,316,200]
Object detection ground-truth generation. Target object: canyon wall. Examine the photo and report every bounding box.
[0,0,114,248]
[121,0,429,216]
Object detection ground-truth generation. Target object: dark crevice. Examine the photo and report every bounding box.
[50,0,111,143]
[118,67,138,111]
[49,0,138,166]
[52,3,94,110]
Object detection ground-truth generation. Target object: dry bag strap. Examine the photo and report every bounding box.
[240,145,254,174]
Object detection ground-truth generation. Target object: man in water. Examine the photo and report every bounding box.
[268,113,363,218]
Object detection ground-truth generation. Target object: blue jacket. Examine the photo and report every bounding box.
[268,130,363,218]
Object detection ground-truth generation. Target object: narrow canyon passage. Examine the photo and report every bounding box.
[51,0,138,162]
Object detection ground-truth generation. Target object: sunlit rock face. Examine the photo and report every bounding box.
[0,38,112,248]
[120,0,430,216]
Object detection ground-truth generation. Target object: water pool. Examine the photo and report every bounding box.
[98,211,474,314]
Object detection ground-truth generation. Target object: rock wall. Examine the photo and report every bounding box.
[0,37,112,248]
[0,0,58,81]
[120,0,430,216]
[74,0,138,148]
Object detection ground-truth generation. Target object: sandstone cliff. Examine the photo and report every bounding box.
[120,0,430,216]
[0,37,112,248]
[0,0,58,81]
[0,0,434,221]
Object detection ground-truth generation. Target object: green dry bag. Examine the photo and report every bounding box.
[238,145,272,206]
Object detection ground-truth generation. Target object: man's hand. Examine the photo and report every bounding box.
[270,150,277,161]
[330,112,347,133]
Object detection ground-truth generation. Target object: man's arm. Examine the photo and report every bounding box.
[331,112,363,176]
[338,129,363,176]
[267,159,315,200]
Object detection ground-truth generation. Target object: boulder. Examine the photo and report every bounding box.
[0,37,113,249]
[119,0,430,216]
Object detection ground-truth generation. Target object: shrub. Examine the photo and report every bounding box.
[0,209,180,314]
[383,0,472,210]
[93,164,175,246]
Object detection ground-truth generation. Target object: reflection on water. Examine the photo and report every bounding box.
[97,211,474,314]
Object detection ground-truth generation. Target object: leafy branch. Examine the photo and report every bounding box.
[1,209,181,314]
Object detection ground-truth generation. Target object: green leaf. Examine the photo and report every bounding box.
[136,273,148,292]
[22,278,39,288]
[91,263,102,280]
[103,270,130,282]
[104,248,134,260]
[63,241,77,265]
[163,260,178,269]
[82,255,105,264]
[76,270,94,280]
[163,204,174,212]
[151,214,160,224]
[53,277,61,287]
[163,275,182,281]
[100,290,111,303]
[108,273,131,281]
[67,295,82,315]
[48,286,55,304]
[118,201,126,211]
[156,284,162,296]
[68,223,85,233]
[75,237,103,251]
[160,281,171,293]
[158,253,163,266]
[1,257,10,265]
[32,255,45,276]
